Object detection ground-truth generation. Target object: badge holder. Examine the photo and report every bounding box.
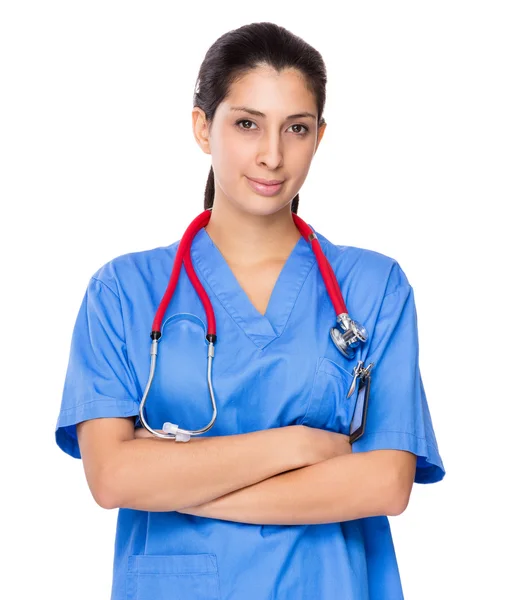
[348,362,373,444]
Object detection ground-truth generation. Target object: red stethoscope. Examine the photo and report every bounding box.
[139,208,368,441]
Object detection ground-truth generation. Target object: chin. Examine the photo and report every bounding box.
[247,202,294,218]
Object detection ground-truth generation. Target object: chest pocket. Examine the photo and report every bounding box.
[299,357,356,434]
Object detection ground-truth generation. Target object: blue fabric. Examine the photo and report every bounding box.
[55,225,445,599]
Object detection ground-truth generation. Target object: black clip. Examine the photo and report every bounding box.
[349,362,374,444]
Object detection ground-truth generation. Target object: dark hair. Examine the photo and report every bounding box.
[193,22,327,215]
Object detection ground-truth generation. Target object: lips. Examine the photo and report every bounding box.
[247,177,284,185]
[246,176,284,197]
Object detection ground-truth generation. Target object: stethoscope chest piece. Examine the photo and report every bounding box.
[330,313,368,359]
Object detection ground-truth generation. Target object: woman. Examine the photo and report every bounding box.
[55,21,445,600]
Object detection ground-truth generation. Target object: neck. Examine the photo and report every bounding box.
[204,199,301,267]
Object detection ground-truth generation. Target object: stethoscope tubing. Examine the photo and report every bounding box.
[152,209,347,338]
[140,208,363,441]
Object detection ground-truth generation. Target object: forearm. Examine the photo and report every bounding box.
[107,426,306,512]
[178,450,401,525]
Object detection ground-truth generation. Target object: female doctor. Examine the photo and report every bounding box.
[55,21,445,600]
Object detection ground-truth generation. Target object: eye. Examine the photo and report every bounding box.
[235,119,309,136]
[289,123,309,135]
[236,119,257,131]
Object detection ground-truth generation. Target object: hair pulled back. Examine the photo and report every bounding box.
[193,22,327,215]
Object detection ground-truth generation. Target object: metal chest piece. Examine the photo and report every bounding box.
[330,313,368,359]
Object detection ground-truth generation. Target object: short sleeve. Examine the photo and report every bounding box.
[351,264,446,484]
[55,276,140,459]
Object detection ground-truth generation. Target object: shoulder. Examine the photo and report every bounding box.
[315,230,411,298]
[88,240,180,296]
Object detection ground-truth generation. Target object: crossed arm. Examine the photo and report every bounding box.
[174,447,416,525]
[128,426,417,525]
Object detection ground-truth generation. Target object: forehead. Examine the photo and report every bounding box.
[220,65,317,116]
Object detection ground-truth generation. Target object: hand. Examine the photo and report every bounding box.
[298,425,352,466]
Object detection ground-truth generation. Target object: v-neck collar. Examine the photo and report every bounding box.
[190,226,317,349]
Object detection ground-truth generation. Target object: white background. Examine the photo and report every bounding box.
[1,1,510,598]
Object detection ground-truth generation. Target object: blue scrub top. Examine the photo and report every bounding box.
[55,224,445,600]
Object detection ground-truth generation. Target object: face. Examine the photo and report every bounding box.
[192,64,326,217]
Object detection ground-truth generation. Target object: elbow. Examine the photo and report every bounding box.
[95,487,119,511]
[92,459,124,510]
[93,470,120,510]
[386,489,411,516]
[385,467,414,516]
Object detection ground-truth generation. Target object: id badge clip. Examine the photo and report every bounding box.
[347,360,374,444]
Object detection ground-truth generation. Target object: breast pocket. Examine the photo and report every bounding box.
[299,357,356,433]
[127,554,221,600]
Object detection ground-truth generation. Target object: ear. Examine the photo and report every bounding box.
[192,107,211,155]
[314,121,327,152]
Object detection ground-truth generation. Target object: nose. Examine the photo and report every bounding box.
[256,130,284,170]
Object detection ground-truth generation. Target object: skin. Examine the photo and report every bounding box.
[191,64,327,267]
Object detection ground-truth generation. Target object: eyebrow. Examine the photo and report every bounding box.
[229,105,317,120]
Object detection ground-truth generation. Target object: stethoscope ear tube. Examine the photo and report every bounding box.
[139,209,219,442]
[139,339,218,442]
